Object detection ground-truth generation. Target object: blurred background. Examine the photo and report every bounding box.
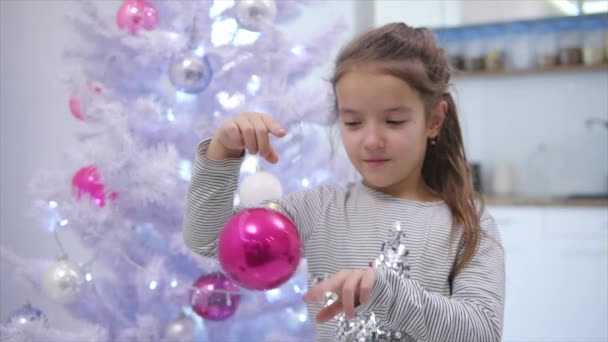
[1,0,607,341]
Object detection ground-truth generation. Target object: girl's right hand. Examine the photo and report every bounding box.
[207,112,287,164]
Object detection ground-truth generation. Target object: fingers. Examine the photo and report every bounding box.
[260,114,286,137]
[304,269,377,324]
[358,268,376,306]
[315,299,344,324]
[304,270,348,304]
[222,121,244,150]
[234,115,258,154]
[225,112,286,164]
[248,115,275,163]
[341,271,364,320]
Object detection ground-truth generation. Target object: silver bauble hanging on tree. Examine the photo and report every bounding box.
[234,0,277,32]
[42,256,85,304]
[164,313,195,342]
[4,302,49,328]
[168,50,213,94]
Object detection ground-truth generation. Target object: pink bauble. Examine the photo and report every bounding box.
[218,208,302,291]
[69,94,84,120]
[116,0,159,35]
[68,81,103,121]
[71,165,117,207]
[190,273,240,321]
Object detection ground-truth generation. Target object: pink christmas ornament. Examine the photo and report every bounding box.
[68,81,103,121]
[71,165,117,207]
[85,80,103,94]
[69,94,84,120]
[116,0,159,35]
[190,273,240,321]
[218,208,302,291]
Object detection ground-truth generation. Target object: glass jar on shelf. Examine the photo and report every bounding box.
[438,29,465,71]
[482,24,507,71]
[533,21,559,68]
[508,21,533,71]
[604,16,608,62]
[462,27,485,71]
[556,17,583,66]
[582,16,605,66]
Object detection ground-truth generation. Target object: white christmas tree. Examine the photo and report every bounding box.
[0,0,353,340]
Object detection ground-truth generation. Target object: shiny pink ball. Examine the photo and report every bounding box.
[72,165,117,207]
[68,94,84,120]
[116,0,159,35]
[218,208,302,291]
[190,273,240,321]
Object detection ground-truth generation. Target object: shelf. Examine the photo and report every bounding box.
[453,63,608,78]
[483,195,608,207]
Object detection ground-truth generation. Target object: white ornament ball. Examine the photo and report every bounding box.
[239,171,282,206]
[42,257,84,304]
[234,0,277,32]
[164,314,195,342]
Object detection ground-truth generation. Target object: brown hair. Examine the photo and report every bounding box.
[330,23,483,279]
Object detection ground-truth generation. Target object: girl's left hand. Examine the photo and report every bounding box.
[303,268,377,323]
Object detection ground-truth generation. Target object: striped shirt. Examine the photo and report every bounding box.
[184,139,505,342]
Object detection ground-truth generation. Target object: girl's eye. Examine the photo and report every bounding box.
[387,120,406,125]
[344,121,361,127]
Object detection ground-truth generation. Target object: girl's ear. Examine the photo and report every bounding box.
[427,100,447,138]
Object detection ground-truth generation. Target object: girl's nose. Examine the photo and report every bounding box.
[363,129,385,150]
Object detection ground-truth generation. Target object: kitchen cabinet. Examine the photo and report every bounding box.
[489,206,608,342]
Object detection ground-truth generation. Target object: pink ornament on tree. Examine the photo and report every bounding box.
[72,165,117,207]
[68,95,84,120]
[68,81,103,121]
[190,272,240,321]
[116,0,159,35]
[218,208,302,290]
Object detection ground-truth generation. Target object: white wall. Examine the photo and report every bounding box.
[373,0,565,28]
[1,0,84,329]
[374,0,462,28]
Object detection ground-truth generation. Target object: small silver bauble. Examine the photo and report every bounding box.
[42,256,84,304]
[164,313,195,342]
[4,302,49,328]
[168,50,213,94]
[234,0,277,32]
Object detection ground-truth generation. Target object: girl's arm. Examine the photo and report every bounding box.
[183,139,243,258]
[357,215,505,342]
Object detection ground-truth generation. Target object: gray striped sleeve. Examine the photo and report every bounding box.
[183,139,243,258]
[357,214,505,342]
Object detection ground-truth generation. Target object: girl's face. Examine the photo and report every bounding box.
[335,68,444,198]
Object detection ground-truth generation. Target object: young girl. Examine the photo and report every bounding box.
[184,23,505,342]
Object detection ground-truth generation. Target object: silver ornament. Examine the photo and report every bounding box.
[168,50,213,94]
[234,0,277,32]
[4,302,49,328]
[42,256,84,304]
[164,314,195,342]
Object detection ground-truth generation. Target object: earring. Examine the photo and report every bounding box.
[429,136,438,145]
